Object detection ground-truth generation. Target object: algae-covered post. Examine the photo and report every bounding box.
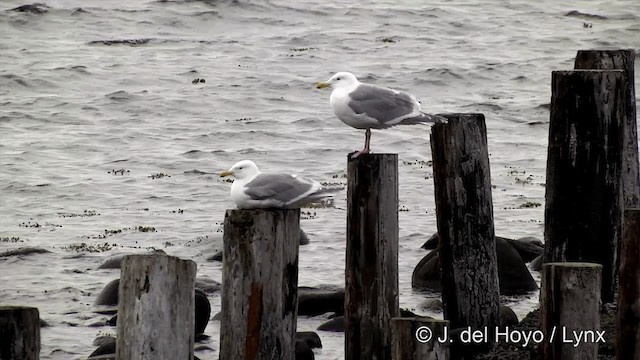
[345,154,399,360]
[391,317,449,360]
[116,254,196,360]
[0,306,40,360]
[617,209,640,360]
[220,209,300,360]
[543,70,626,303]
[540,263,601,360]
[575,49,639,209]
[430,113,500,355]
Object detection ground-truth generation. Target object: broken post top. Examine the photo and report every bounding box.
[0,306,39,311]
[346,152,397,163]
[224,208,301,221]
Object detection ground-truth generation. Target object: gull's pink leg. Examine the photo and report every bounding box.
[351,129,372,159]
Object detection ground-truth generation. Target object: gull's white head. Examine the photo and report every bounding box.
[315,72,360,90]
[220,160,260,180]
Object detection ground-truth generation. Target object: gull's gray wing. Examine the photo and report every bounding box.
[244,173,315,204]
[347,83,420,125]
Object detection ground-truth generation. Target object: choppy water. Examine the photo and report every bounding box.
[1,0,639,358]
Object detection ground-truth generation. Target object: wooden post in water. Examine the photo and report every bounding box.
[575,49,639,209]
[543,70,626,303]
[116,254,196,360]
[345,154,399,360]
[0,306,40,360]
[220,209,300,360]
[430,114,500,339]
[391,317,449,360]
[540,263,601,360]
[617,209,640,360]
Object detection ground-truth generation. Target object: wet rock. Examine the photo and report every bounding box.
[418,298,443,313]
[94,279,119,306]
[420,233,438,250]
[39,318,49,328]
[0,247,51,258]
[298,287,344,316]
[564,10,607,20]
[9,3,49,14]
[299,229,310,245]
[296,331,322,349]
[92,335,115,347]
[194,288,211,335]
[88,338,203,360]
[499,305,518,328]
[295,339,315,360]
[317,316,344,332]
[530,254,543,271]
[195,277,221,294]
[207,250,223,262]
[504,236,543,263]
[412,237,538,295]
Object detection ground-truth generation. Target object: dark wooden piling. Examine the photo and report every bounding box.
[116,254,196,360]
[391,317,449,360]
[345,154,399,360]
[220,209,300,360]
[543,70,626,303]
[0,306,40,360]
[575,49,638,208]
[430,114,500,337]
[617,209,640,360]
[540,263,601,360]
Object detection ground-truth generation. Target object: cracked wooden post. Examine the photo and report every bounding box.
[430,114,500,356]
[346,154,399,360]
[391,317,449,360]
[0,306,40,360]
[540,263,601,360]
[116,254,196,360]
[575,49,638,209]
[220,209,300,360]
[617,209,640,360]
[543,70,626,303]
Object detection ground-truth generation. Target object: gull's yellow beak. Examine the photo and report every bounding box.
[315,82,331,89]
[220,170,234,178]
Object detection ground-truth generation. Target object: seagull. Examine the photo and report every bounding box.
[316,71,446,158]
[220,160,340,209]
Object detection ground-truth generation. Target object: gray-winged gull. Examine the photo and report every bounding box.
[220,160,340,209]
[316,71,446,158]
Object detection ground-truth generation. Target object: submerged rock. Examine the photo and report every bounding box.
[0,247,51,258]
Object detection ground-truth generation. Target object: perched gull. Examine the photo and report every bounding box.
[220,160,340,209]
[316,71,446,158]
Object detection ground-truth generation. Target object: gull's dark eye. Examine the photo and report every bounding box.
[337,77,341,81]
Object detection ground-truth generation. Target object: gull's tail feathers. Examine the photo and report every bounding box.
[399,113,448,125]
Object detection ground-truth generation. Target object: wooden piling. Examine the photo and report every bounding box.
[116,254,196,360]
[220,209,300,360]
[617,209,640,360]
[345,154,399,360]
[543,70,626,303]
[391,317,449,360]
[575,49,638,208]
[0,306,40,360]
[540,263,601,360]
[430,114,500,336]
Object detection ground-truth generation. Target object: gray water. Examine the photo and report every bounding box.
[1,0,639,358]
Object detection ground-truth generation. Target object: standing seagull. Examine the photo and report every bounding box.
[220,160,340,209]
[316,72,445,158]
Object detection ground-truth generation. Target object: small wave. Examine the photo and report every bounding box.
[0,74,29,87]
[105,90,132,101]
[8,3,49,14]
[184,169,209,175]
[88,38,155,46]
[564,10,607,20]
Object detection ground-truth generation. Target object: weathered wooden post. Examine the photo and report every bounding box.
[0,306,40,360]
[540,263,601,360]
[543,70,626,303]
[345,154,399,360]
[575,49,638,209]
[617,209,640,360]
[116,254,196,360]
[430,114,500,341]
[391,317,449,360]
[220,209,300,360]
